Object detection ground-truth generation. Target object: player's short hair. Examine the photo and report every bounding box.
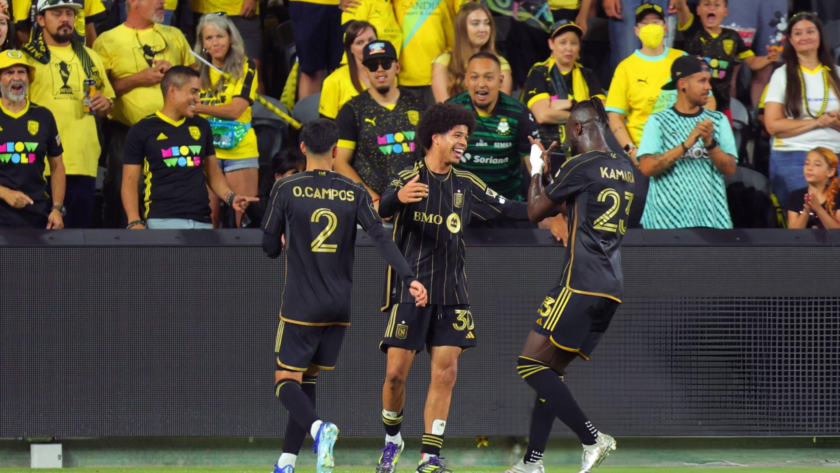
[160,66,199,97]
[417,103,476,151]
[570,99,609,130]
[467,52,501,69]
[300,118,339,155]
[272,147,306,176]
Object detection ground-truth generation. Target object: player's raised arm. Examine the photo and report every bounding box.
[526,136,559,222]
[356,187,427,307]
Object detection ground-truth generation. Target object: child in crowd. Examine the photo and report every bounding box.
[786,147,840,229]
[671,0,779,119]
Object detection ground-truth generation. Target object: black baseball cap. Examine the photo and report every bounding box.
[549,19,583,39]
[362,40,398,65]
[635,2,665,24]
[661,56,711,90]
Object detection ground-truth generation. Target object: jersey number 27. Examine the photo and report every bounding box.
[593,189,634,235]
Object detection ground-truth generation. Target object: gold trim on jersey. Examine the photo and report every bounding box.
[312,363,336,371]
[452,168,487,190]
[263,173,313,229]
[424,157,452,181]
[564,199,623,303]
[275,320,286,352]
[280,315,351,327]
[548,336,590,361]
[276,360,308,373]
[381,211,402,311]
[384,304,399,338]
[143,158,152,219]
[544,287,572,332]
[517,360,551,379]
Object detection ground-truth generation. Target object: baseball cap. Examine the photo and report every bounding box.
[0,50,35,78]
[549,19,583,39]
[661,56,710,90]
[37,0,82,14]
[635,2,665,24]
[362,41,398,65]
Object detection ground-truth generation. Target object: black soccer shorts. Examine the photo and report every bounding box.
[275,320,347,372]
[532,286,619,360]
[380,303,477,353]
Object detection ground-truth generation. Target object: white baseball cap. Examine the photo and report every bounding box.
[37,0,82,14]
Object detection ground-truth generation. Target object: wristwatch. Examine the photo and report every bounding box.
[704,138,718,151]
[51,204,66,216]
[623,143,636,154]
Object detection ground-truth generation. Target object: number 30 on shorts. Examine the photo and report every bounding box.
[452,309,475,331]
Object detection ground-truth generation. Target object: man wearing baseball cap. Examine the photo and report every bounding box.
[604,0,671,71]
[637,55,737,229]
[22,0,114,228]
[335,40,424,209]
[0,50,66,229]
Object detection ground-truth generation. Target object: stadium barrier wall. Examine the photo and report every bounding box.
[1,229,838,438]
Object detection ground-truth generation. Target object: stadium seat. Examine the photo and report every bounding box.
[730,97,750,161]
[292,93,321,124]
[253,95,290,166]
[825,20,840,62]
[725,166,777,228]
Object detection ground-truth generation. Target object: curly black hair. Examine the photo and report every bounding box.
[416,103,476,151]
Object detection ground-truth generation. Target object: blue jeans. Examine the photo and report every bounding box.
[146,218,214,229]
[218,157,259,173]
[769,149,807,208]
[608,0,671,73]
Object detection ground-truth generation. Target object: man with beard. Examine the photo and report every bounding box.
[121,66,256,230]
[335,40,424,210]
[447,53,539,206]
[0,50,66,229]
[375,103,530,473]
[94,0,195,228]
[505,99,634,473]
[23,0,114,228]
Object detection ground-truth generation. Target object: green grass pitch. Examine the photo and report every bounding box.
[0,468,829,473]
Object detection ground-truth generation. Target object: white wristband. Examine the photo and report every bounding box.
[529,143,544,177]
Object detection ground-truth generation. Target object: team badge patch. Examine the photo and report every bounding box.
[396,324,408,339]
[6,50,22,59]
[446,213,461,233]
[27,121,39,136]
[486,187,498,198]
[453,191,464,209]
[189,126,201,140]
[496,118,511,135]
[407,110,419,125]
[722,39,734,56]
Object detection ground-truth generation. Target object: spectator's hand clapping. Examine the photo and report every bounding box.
[398,175,428,204]
[695,118,714,147]
[239,0,257,18]
[603,0,622,19]
[816,113,837,128]
[0,188,32,209]
[339,0,362,11]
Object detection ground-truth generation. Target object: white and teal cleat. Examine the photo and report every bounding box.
[313,422,340,473]
[578,433,616,473]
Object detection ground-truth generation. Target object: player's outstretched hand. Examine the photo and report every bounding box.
[409,280,428,307]
[398,175,428,204]
[232,195,259,212]
[528,136,556,184]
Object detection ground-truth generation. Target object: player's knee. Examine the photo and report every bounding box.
[431,362,458,388]
[384,366,408,391]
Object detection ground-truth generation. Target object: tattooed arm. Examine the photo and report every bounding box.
[638,145,686,177]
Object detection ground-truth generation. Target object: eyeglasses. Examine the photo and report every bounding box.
[135,28,169,67]
[364,60,394,72]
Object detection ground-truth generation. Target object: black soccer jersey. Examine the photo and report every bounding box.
[0,102,63,228]
[336,89,424,196]
[546,151,636,302]
[124,112,216,222]
[379,159,529,309]
[262,170,418,326]
[680,14,754,111]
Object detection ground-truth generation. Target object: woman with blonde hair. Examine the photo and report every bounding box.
[192,13,260,228]
[431,2,512,103]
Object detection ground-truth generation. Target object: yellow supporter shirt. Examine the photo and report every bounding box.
[548,0,580,9]
[93,23,195,126]
[190,0,261,16]
[394,0,456,86]
[12,0,106,39]
[26,45,115,178]
[433,51,511,72]
[199,58,260,160]
[605,47,685,146]
[165,0,179,9]
[342,0,403,57]
[319,64,365,119]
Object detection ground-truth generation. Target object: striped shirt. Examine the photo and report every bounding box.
[637,107,738,229]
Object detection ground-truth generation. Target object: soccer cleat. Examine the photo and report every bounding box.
[416,456,453,473]
[312,422,339,473]
[271,463,295,473]
[578,433,616,473]
[504,459,545,473]
[376,440,405,473]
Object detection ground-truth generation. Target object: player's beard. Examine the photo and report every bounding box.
[1,80,27,103]
[375,84,391,95]
[50,27,74,44]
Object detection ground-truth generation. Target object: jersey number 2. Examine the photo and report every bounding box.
[593,189,634,234]
[311,208,338,253]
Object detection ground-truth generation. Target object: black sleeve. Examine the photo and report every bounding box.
[583,68,606,97]
[235,59,257,104]
[86,11,107,24]
[516,106,540,155]
[545,156,591,205]
[262,232,283,259]
[785,190,805,214]
[123,124,146,165]
[45,111,63,157]
[521,67,550,105]
[261,182,286,259]
[335,102,358,145]
[379,170,414,218]
[356,188,418,286]
[468,177,529,222]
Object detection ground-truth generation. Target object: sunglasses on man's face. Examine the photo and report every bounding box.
[365,60,394,73]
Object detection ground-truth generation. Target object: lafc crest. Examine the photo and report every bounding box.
[407,110,419,125]
[453,191,464,208]
[189,126,201,140]
[27,120,39,136]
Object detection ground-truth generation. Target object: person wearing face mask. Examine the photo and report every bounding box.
[764,13,840,208]
[637,56,737,229]
[0,51,66,229]
[334,41,424,209]
[192,14,259,229]
[606,2,716,167]
[431,3,512,103]
[603,0,670,73]
[447,53,540,207]
[121,66,257,230]
[319,21,379,120]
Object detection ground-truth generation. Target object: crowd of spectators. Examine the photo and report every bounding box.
[0,0,838,231]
